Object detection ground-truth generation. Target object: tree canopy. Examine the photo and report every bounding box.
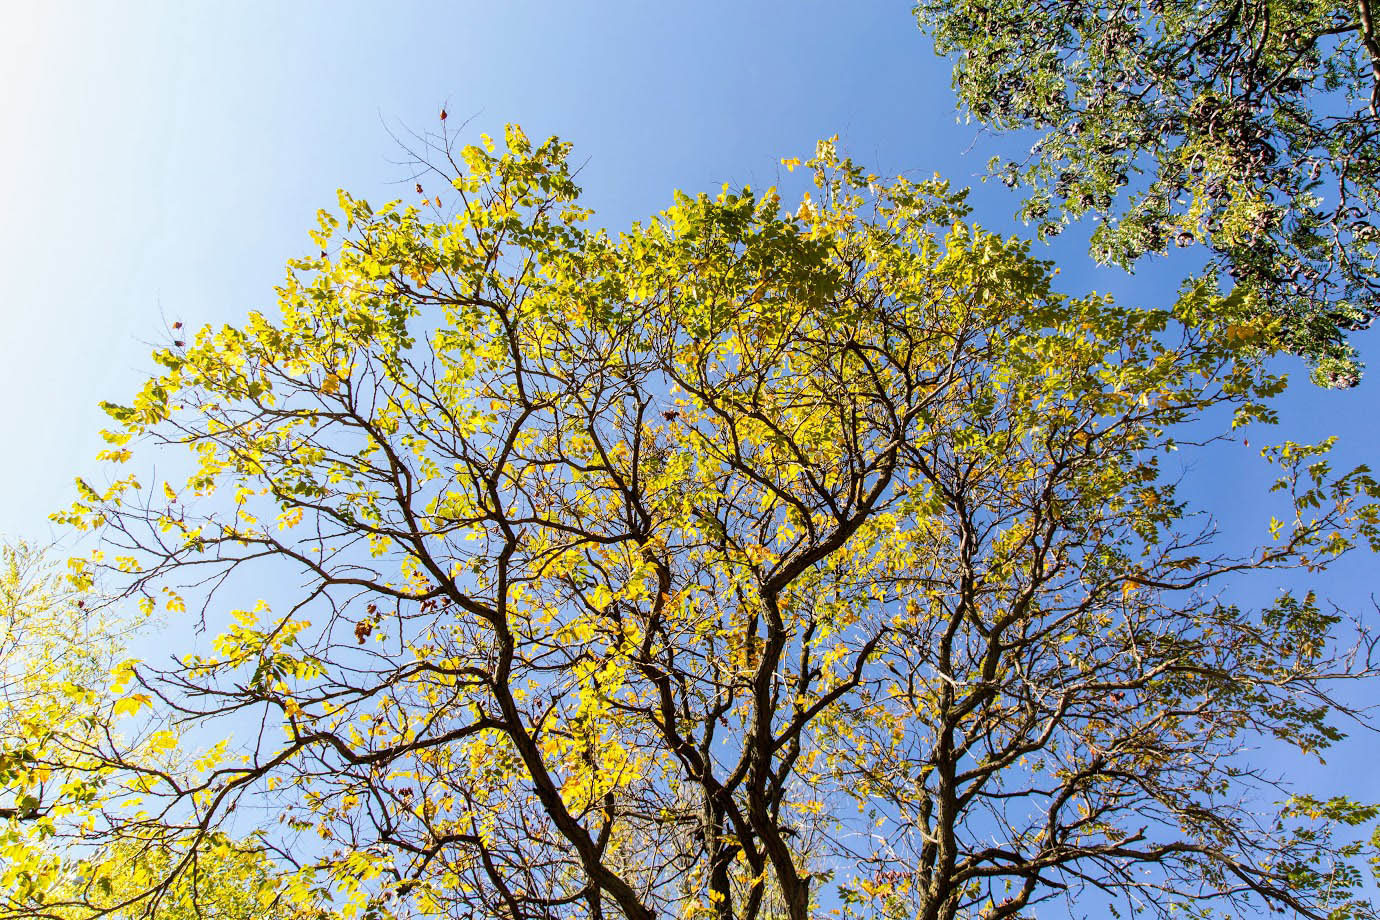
[912,0,1380,386]
[18,128,1380,920]
[0,540,304,919]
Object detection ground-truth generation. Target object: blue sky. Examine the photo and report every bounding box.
[2,0,1378,906]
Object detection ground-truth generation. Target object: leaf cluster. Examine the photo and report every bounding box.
[914,0,1380,385]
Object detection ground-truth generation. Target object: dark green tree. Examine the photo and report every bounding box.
[913,0,1380,385]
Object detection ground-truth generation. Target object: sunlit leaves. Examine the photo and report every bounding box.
[44,127,1380,920]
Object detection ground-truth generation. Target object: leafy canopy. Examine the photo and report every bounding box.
[913,0,1380,386]
[0,541,306,920]
[43,127,1380,920]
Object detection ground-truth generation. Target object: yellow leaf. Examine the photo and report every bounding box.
[113,693,151,718]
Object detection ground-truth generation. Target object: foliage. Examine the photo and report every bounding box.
[1,538,127,900]
[912,0,1380,386]
[47,128,1380,920]
[0,542,309,920]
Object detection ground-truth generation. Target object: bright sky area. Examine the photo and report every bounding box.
[1,0,1378,877]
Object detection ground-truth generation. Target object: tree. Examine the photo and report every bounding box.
[0,541,310,920]
[0,538,120,792]
[50,127,1380,920]
[911,0,1380,387]
[1,538,133,907]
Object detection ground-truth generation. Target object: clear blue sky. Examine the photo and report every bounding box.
[2,0,1378,884]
